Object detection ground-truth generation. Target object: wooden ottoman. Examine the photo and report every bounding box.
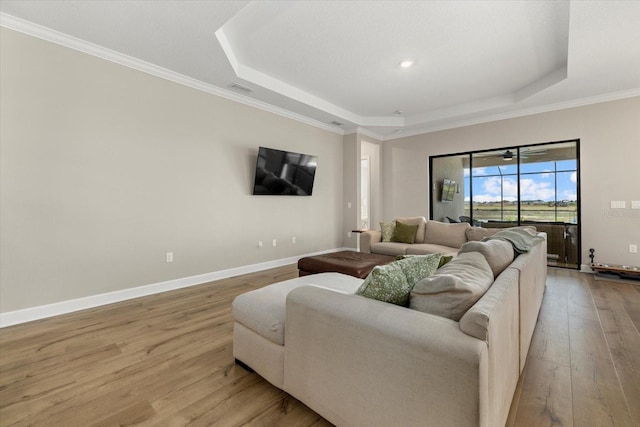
[298,250,395,279]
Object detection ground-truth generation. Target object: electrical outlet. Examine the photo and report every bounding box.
[610,201,626,209]
[272,239,277,247]
[292,236,296,244]
[258,241,263,248]
[166,252,173,263]
[630,244,638,254]
[632,201,640,209]
[347,231,352,238]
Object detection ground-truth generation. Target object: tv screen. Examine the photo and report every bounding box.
[441,178,455,202]
[252,146,317,195]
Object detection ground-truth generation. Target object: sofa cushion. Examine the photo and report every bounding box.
[466,227,499,242]
[393,253,443,287]
[424,221,470,248]
[395,216,427,243]
[391,221,419,244]
[409,252,493,321]
[370,242,411,256]
[356,262,412,306]
[458,239,514,277]
[466,226,537,242]
[459,268,519,341]
[484,228,545,254]
[406,243,459,256]
[233,273,363,345]
[380,221,395,242]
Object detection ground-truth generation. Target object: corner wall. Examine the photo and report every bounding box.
[382,97,640,267]
[0,28,344,313]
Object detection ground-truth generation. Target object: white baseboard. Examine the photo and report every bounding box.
[0,248,350,328]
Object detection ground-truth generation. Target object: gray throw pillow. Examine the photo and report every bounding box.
[424,221,470,248]
[458,239,514,277]
[409,252,493,321]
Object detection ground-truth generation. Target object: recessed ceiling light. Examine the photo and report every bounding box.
[400,60,414,68]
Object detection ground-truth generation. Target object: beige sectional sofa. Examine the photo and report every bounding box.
[232,226,547,427]
[361,217,477,256]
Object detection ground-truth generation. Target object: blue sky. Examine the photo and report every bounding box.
[464,160,577,202]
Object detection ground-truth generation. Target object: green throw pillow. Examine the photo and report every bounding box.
[391,221,419,244]
[356,263,411,306]
[380,221,395,242]
[394,253,443,287]
[438,255,454,268]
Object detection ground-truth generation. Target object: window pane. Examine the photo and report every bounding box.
[557,171,578,223]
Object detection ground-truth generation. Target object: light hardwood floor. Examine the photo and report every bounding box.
[1,266,639,426]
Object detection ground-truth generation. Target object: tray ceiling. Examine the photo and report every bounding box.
[1,0,639,139]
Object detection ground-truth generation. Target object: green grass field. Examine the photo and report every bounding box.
[464,201,577,223]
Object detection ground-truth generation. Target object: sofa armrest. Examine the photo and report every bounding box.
[284,286,488,427]
[359,229,381,253]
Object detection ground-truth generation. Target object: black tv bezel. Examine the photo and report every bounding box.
[252,146,317,196]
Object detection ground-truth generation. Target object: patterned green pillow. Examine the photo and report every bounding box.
[380,221,395,242]
[356,262,411,306]
[394,253,443,287]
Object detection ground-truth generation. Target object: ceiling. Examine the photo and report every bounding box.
[1,1,639,140]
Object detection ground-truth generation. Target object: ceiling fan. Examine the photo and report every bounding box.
[502,148,547,161]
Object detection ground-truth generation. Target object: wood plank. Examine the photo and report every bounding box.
[566,277,634,427]
[510,358,573,427]
[524,271,571,367]
[589,279,640,424]
[509,270,574,427]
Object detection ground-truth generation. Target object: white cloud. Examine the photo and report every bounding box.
[472,167,488,176]
[520,178,555,201]
[471,176,556,202]
[570,171,577,183]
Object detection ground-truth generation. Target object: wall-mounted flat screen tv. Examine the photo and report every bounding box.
[252,146,318,195]
[441,178,455,202]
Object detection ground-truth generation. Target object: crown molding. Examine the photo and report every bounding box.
[345,127,384,141]
[0,13,343,136]
[383,89,640,141]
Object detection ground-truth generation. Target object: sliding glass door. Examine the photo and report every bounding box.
[430,140,580,268]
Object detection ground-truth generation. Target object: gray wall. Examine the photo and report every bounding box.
[0,28,344,313]
[431,156,465,222]
[382,97,640,267]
